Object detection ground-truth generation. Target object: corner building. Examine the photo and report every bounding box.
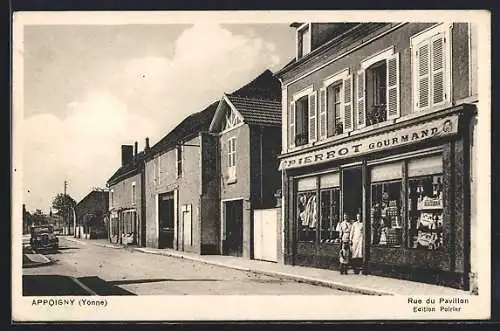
[275,23,479,290]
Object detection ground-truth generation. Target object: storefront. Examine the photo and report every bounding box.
[279,105,476,290]
[109,208,138,245]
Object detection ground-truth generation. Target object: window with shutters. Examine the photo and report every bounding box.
[366,60,388,126]
[411,24,452,112]
[295,96,309,146]
[290,87,315,148]
[319,70,352,141]
[359,47,400,129]
[327,82,343,137]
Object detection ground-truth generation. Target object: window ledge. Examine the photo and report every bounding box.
[315,132,350,146]
[227,178,237,185]
[394,103,454,124]
[352,120,395,136]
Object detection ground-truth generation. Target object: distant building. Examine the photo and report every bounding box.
[75,189,109,239]
[107,142,146,246]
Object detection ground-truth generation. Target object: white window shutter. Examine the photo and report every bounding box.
[343,75,354,132]
[431,33,446,106]
[319,88,327,140]
[289,101,296,148]
[386,52,400,120]
[356,69,366,129]
[308,91,317,143]
[416,41,431,111]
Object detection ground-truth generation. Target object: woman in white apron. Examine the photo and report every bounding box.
[350,213,364,275]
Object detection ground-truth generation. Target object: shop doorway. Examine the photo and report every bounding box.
[158,192,175,249]
[342,167,363,219]
[223,200,243,257]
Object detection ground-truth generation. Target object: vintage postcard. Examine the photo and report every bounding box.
[11,10,491,321]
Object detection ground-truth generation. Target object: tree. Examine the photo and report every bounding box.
[51,193,77,227]
[22,204,31,233]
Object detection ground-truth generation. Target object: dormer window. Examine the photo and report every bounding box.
[297,24,311,59]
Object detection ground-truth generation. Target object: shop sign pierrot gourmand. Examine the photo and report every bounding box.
[279,115,459,170]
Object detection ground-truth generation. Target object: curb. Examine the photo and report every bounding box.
[23,254,56,269]
[132,248,391,296]
[62,237,122,249]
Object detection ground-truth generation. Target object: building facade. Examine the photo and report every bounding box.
[144,102,220,254]
[107,143,146,246]
[275,23,478,290]
[208,70,282,259]
[75,189,109,239]
[144,70,283,260]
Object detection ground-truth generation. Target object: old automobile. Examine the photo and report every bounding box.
[30,225,59,252]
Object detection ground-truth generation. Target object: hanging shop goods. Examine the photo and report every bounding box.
[408,174,444,251]
[282,108,474,290]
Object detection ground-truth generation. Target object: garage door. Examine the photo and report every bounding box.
[253,208,278,262]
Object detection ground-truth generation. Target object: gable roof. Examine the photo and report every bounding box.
[225,95,281,127]
[229,69,281,100]
[76,190,109,208]
[147,101,218,158]
[209,70,282,132]
[107,151,144,186]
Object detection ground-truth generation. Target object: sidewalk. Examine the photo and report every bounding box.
[62,236,471,296]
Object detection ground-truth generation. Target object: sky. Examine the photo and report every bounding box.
[21,22,296,212]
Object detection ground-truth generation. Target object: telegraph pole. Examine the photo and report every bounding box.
[64,180,69,234]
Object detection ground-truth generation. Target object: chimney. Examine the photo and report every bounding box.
[134,141,138,158]
[145,137,150,151]
[121,145,134,166]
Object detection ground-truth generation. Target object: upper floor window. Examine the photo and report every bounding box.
[411,24,452,112]
[318,69,353,141]
[297,24,311,59]
[357,47,400,129]
[366,60,388,125]
[227,137,237,181]
[327,82,343,137]
[289,87,317,148]
[176,145,183,178]
[295,95,309,146]
[110,190,114,207]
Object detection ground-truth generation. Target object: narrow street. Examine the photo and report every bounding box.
[23,237,354,295]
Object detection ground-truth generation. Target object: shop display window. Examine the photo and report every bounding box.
[370,181,403,247]
[320,188,340,243]
[297,191,318,242]
[408,175,444,250]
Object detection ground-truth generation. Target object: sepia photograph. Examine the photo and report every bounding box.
[11,10,491,321]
